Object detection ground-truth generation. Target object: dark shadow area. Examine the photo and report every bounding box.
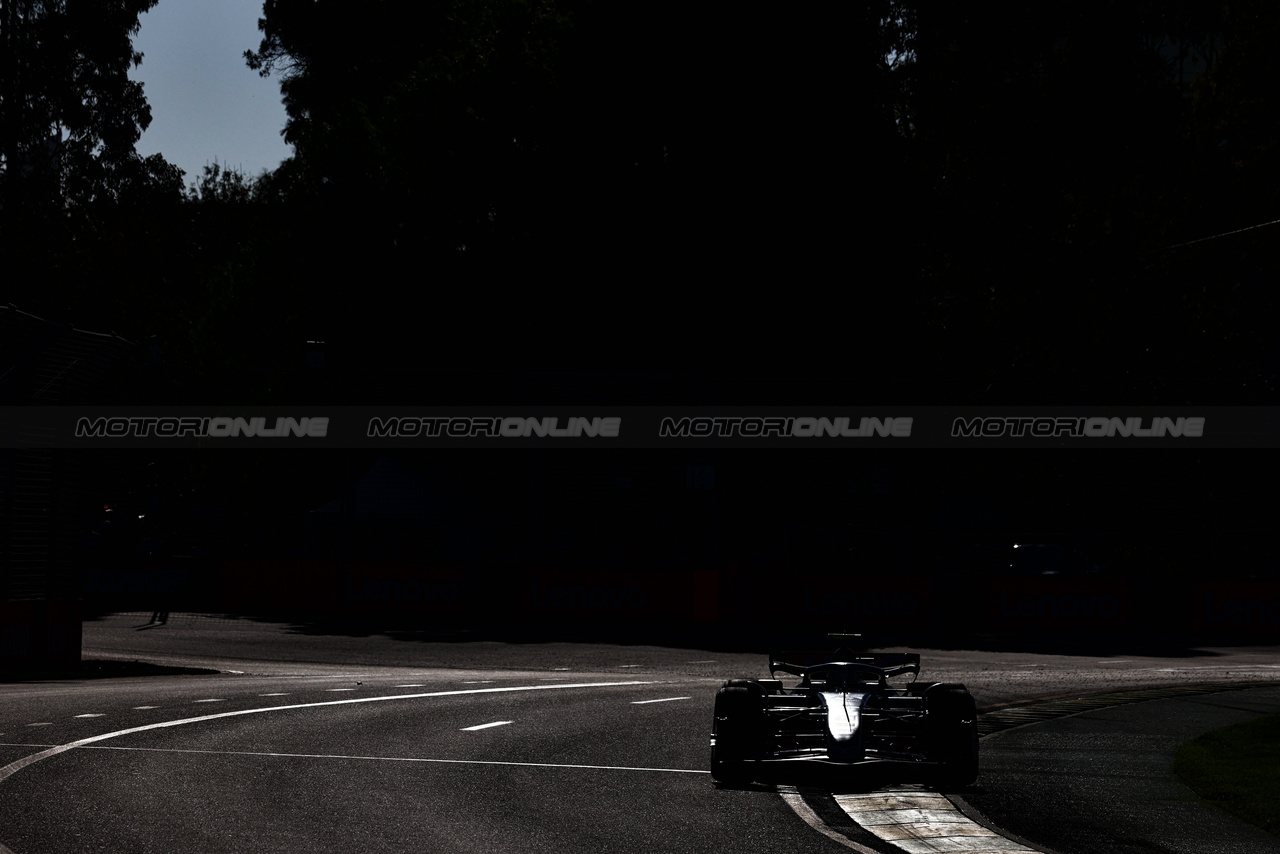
[0,659,221,683]
[58,448,1278,666]
[900,632,1241,658]
[168,610,1265,659]
[4,6,1279,678]
[5,5,1279,398]
[713,761,973,795]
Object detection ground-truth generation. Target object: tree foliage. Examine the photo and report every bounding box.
[1,0,189,365]
[230,1,1280,389]
[0,0,183,214]
[5,1,1278,399]
[871,2,1280,386]
[245,0,577,254]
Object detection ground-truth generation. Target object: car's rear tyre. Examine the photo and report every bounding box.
[936,720,978,788]
[925,684,979,788]
[711,683,764,784]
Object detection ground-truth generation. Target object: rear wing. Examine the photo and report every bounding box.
[769,651,921,680]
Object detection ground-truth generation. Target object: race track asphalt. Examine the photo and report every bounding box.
[959,685,1280,854]
[0,614,1277,853]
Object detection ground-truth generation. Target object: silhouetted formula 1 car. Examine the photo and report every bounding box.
[710,647,978,787]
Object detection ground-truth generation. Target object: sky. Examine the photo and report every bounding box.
[128,0,292,188]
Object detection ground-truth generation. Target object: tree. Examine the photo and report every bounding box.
[886,2,1280,390]
[240,3,924,375]
[243,0,719,371]
[2,0,186,342]
[245,0,578,256]
[0,0,183,215]
[239,1,1276,391]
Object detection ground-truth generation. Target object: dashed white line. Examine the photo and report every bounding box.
[0,681,655,786]
[24,723,51,728]
[686,660,717,664]
[73,714,106,719]
[631,697,691,705]
[619,665,642,668]
[461,681,494,684]
[461,721,513,731]
[193,699,225,703]
[326,688,356,692]
[395,685,424,688]
[133,706,160,710]
[258,694,289,697]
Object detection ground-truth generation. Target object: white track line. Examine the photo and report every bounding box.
[461,721,513,731]
[76,745,710,774]
[0,681,656,786]
[631,697,691,704]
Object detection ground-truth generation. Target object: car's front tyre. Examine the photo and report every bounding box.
[710,683,763,784]
[925,684,979,788]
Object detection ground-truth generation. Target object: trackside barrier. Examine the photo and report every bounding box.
[1193,582,1280,636]
[45,598,81,663]
[517,568,702,623]
[198,566,1280,642]
[692,570,719,622]
[217,560,467,617]
[338,563,465,616]
[987,578,1133,631]
[0,599,38,669]
[0,598,82,671]
[719,571,933,628]
[83,565,189,596]
[216,562,721,629]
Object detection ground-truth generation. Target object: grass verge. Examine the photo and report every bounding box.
[1174,709,1280,835]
